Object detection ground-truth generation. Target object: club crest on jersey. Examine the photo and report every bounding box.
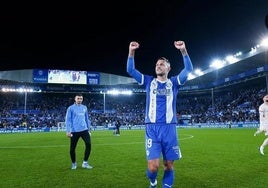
[165,80,172,89]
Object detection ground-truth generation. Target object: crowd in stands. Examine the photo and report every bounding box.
[178,87,264,124]
[0,84,265,130]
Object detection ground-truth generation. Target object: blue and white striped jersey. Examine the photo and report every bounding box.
[127,55,193,124]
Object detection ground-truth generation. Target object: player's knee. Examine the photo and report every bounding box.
[163,160,174,170]
[148,160,160,172]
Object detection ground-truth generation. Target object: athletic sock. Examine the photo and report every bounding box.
[261,137,268,147]
[162,169,174,188]
[146,169,158,185]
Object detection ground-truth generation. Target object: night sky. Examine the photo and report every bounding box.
[0,0,267,77]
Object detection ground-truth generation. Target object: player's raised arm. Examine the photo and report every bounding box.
[175,41,193,84]
[128,41,140,57]
[127,41,143,83]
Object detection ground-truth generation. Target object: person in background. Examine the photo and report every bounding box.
[254,94,268,155]
[65,93,93,169]
[115,120,121,136]
[127,40,193,188]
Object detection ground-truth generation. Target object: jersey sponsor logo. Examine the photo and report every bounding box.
[152,88,171,96]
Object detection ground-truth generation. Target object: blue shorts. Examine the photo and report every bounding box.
[145,124,182,160]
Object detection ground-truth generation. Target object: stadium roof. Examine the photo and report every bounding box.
[0,49,267,94]
[184,49,268,90]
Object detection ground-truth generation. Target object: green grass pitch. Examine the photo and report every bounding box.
[0,128,267,188]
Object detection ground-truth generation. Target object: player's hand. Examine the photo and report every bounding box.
[174,41,185,50]
[67,132,73,138]
[129,41,140,50]
[174,41,187,55]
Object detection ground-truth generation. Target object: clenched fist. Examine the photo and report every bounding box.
[129,41,140,50]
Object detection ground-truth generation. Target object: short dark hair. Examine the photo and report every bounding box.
[75,93,83,97]
[158,57,169,63]
[157,57,170,67]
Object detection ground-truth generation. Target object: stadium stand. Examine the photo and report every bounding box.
[0,50,267,133]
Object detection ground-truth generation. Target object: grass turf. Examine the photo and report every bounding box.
[0,128,267,188]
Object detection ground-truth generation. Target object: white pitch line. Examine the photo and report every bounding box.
[0,134,194,149]
[180,134,194,140]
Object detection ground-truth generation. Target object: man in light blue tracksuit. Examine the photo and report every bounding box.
[65,93,93,170]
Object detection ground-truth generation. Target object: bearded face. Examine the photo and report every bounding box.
[75,96,83,104]
[155,59,170,77]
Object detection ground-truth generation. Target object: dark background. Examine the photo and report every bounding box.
[0,0,267,77]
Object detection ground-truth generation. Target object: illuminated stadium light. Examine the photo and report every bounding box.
[260,37,268,47]
[1,88,15,92]
[18,88,33,93]
[194,69,204,76]
[250,47,257,53]
[250,43,263,54]
[0,87,41,115]
[187,72,196,80]
[99,89,133,114]
[209,59,226,69]
[234,51,242,57]
[225,55,239,64]
[107,89,133,95]
[183,36,268,81]
[1,87,41,93]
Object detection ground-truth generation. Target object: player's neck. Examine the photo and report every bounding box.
[156,75,168,82]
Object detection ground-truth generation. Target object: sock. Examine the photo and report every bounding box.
[162,169,174,188]
[254,129,263,136]
[261,138,268,147]
[146,169,158,185]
